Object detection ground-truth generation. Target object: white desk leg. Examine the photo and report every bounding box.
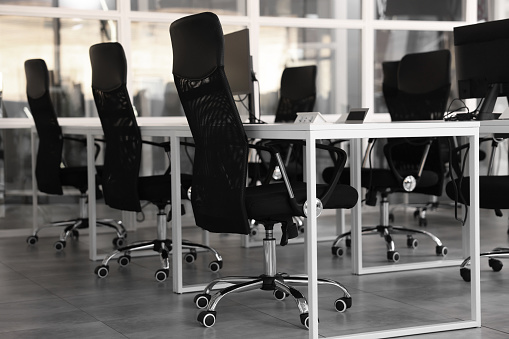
[171,134,183,294]
[468,133,481,325]
[87,133,98,261]
[350,138,363,275]
[31,128,38,232]
[305,135,318,339]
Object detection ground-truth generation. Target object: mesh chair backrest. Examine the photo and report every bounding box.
[170,12,250,235]
[382,61,401,115]
[275,65,317,123]
[24,59,64,195]
[384,50,451,121]
[382,50,451,196]
[89,42,142,212]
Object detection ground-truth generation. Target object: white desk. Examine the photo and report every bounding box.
[57,117,481,339]
[170,120,481,339]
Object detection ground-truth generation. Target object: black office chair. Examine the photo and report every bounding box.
[89,42,222,282]
[249,66,317,234]
[274,65,317,123]
[328,50,451,262]
[249,65,317,184]
[385,50,452,225]
[24,58,127,251]
[170,11,358,329]
[446,140,509,282]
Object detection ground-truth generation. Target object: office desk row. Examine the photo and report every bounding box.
[1,116,483,339]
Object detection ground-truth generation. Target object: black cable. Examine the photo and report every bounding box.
[448,137,469,225]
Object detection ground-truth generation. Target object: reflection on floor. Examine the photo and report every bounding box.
[0,200,508,338]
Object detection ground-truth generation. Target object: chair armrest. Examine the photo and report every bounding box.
[140,139,195,175]
[383,137,433,191]
[63,135,102,160]
[315,143,347,205]
[248,143,278,185]
[249,142,347,216]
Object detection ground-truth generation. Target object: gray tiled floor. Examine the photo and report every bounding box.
[0,200,508,338]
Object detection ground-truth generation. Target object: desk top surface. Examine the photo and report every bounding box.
[0,116,485,138]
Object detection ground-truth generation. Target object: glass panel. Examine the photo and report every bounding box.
[260,0,361,19]
[0,0,116,10]
[0,15,116,202]
[374,30,456,114]
[259,26,361,119]
[130,0,247,15]
[375,0,464,21]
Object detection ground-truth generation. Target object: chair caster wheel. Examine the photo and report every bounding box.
[112,237,126,248]
[184,251,197,264]
[26,235,38,245]
[387,251,400,262]
[117,255,131,267]
[273,289,288,301]
[436,245,448,256]
[194,293,211,309]
[334,296,351,313]
[54,240,66,251]
[155,269,169,282]
[250,228,257,237]
[71,230,80,240]
[345,238,351,248]
[300,313,309,329]
[208,260,222,272]
[488,258,503,272]
[460,267,471,282]
[198,311,216,327]
[331,246,344,257]
[95,265,109,278]
[407,237,418,249]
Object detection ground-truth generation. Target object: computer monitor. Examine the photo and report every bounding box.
[224,28,256,122]
[454,19,509,119]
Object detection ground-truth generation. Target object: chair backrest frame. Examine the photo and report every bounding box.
[274,65,317,123]
[170,12,250,235]
[89,42,143,212]
[24,59,64,195]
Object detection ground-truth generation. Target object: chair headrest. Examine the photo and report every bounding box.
[280,65,317,100]
[24,59,49,99]
[398,50,451,94]
[170,12,224,79]
[89,42,127,91]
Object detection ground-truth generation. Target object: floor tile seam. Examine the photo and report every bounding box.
[482,325,509,335]
[369,290,467,321]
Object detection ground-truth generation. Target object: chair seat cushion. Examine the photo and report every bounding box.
[323,167,439,193]
[245,182,358,221]
[59,166,90,193]
[138,174,192,206]
[445,176,509,210]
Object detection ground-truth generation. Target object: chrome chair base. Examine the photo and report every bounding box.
[459,247,509,282]
[26,193,127,251]
[194,228,352,329]
[331,194,448,262]
[94,208,223,282]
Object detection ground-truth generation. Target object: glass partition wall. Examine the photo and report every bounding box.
[0,1,502,220]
